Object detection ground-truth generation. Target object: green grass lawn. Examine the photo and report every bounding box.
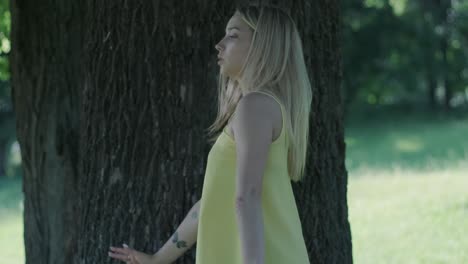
[349,167,468,263]
[345,108,468,263]
[345,107,468,171]
[0,176,24,263]
[1,109,467,263]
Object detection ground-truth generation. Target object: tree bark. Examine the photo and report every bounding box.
[292,0,353,263]
[9,1,83,263]
[76,1,229,263]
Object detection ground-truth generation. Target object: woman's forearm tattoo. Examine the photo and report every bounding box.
[172,231,187,248]
[191,211,198,219]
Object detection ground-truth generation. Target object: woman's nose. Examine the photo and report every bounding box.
[215,41,223,52]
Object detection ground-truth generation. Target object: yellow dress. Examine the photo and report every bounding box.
[196,91,310,264]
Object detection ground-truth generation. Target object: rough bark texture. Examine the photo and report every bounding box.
[76,1,233,263]
[291,1,353,263]
[9,1,83,264]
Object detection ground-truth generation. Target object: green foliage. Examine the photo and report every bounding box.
[0,0,14,181]
[342,0,468,108]
[0,0,10,109]
[0,0,10,82]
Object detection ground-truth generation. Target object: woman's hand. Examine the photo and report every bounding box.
[108,243,163,264]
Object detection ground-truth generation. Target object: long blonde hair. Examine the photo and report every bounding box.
[206,4,313,182]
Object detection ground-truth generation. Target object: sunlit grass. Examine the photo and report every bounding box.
[346,108,468,263]
[0,214,24,263]
[0,177,24,264]
[348,165,468,263]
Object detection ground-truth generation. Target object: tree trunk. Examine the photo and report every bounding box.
[433,0,453,110]
[427,71,438,109]
[76,1,228,263]
[11,0,351,263]
[0,138,7,177]
[9,1,83,263]
[441,37,452,109]
[292,0,353,263]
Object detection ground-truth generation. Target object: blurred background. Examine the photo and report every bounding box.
[1,0,467,263]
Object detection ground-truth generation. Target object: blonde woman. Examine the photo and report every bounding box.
[109,4,312,264]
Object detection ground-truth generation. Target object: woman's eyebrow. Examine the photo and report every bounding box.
[226,26,241,32]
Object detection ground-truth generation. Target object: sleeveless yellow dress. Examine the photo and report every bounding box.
[195,91,310,264]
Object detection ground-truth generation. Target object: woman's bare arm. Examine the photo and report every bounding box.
[153,200,201,264]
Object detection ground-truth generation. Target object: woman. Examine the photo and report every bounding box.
[109,4,312,264]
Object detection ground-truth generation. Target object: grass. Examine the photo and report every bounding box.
[349,167,468,263]
[344,106,468,171]
[345,107,468,263]
[0,176,24,264]
[0,107,467,263]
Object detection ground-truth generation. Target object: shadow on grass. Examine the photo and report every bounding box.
[344,104,468,172]
[0,176,23,214]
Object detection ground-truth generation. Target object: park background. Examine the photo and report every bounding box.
[0,0,467,263]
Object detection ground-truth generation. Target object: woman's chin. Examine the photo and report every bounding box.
[218,67,237,79]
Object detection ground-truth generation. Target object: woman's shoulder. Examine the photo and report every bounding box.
[231,92,283,142]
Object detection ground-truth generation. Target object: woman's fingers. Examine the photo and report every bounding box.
[109,244,147,264]
[109,245,134,262]
[108,251,131,262]
[110,246,128,254]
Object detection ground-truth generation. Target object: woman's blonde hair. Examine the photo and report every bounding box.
[206,4,313,182]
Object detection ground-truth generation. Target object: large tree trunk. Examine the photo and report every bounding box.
[11,0,351,263]
[76,1,227,263]
[292,1,353,263]
[9,1,83,263]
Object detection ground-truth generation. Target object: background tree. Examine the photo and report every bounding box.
[0,0,13,177]
[9,1,84,263]
[342,0,468,112]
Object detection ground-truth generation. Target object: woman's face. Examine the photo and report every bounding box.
[215,12,253,79]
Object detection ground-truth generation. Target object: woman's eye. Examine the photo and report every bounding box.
[228,35,238,39]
